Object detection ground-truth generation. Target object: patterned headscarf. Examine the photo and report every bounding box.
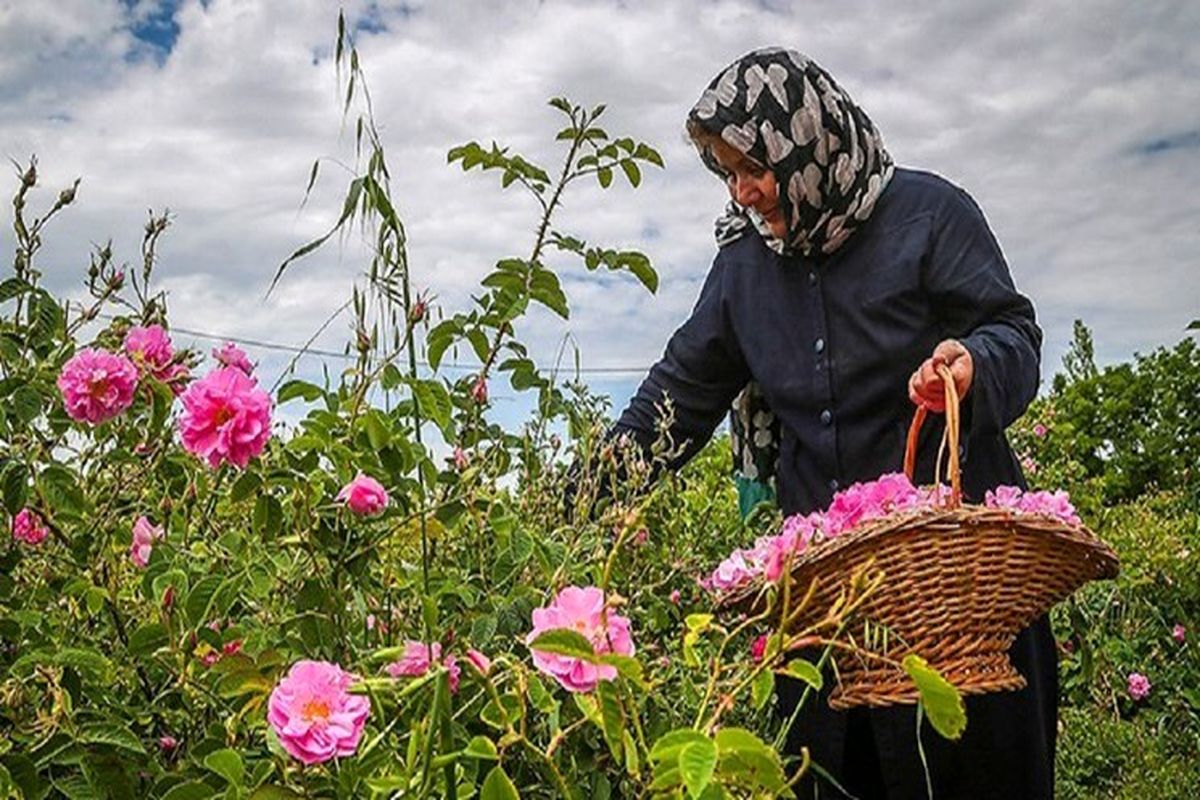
[687,48,895,506]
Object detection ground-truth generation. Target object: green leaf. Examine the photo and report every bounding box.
[37,464,87,517]
[902,654,966,740]
[204,748,244,786]
[783,658,823,691]
[364,409,391,449]
[410,378,453,438]
[529,268,569,319]
[229,471,262,504]
[10,385,41,426]
[1,754,45,800]
[479,694,521,730]
[597,680,625,762]
[253,495,283,539]
[160,781,217,800]
[277,379,324,405]
[479,765,520,800]
[186,575,223,626]
[634,143,665,168]
[426,319,460,371]
[0,277,32,303]
[679,738,717,799]
[619,251,658,294]
[78,722,145,754]
[619,159,641,187]
[247,787,303,800]
[0,460,29,515]
[685,614,713,632]
[713,728,786,794]
[527,628,596,661]
[750,668,774,710]
[248,787,303,800]
[469,614,497,645]
[127,622,168,656]
[623,728,640,778]
[597,166,613,189]
[1187,318,1199,331]
[56,648,112,682]
[599,654,645,687]
[649,729,709,763]
[462,735,499,760]
[466,328,491,364]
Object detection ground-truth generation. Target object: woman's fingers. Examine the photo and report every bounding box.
[909,340,975,413]
[909,358,946,411]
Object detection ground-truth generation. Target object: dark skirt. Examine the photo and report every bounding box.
[778,616,1057,799]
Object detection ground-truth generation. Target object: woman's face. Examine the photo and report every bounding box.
[709,136,786,239]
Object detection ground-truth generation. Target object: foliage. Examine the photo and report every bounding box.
[1008,324,1200,797]
[1012,320,1200,508]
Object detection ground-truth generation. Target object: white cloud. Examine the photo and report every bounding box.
[1,0,1197,427]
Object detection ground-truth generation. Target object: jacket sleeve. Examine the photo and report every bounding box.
[613,253,751,470]
[924,185,1043,437]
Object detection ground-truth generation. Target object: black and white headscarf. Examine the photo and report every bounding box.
[687,48,895,500]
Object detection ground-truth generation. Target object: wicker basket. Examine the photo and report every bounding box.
[778,365,1119,709]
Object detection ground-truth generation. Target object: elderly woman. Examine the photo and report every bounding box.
[611,49,1054,798]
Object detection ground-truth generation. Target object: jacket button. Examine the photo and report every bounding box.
[814,338,825,354]
[820,409,832,425]
[829,478,839,491]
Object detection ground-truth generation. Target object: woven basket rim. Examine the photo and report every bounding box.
[789,503,1117,572]
[722,502,1120,609]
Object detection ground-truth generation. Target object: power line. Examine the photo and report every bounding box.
[104,315,653,376]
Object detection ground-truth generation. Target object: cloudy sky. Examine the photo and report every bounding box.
[2,0,1197,432]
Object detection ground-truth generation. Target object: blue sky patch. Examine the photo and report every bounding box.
[1135,130,1200,156]
[123,0,182,62]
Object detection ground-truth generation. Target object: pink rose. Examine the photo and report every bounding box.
[267,660,369,765]
[1127,672,1151,701]
[471,377,488,405]
[158,735,178,752]
[466,648,492,676]
[452,447,469,470]
[709,551,759,592]
[336,473,389,516]
[130,515,163,568]
[57,348,139,425]
[12,508,49,546]
[212,342,255,376]
[1033,423,1048,438]
[1172,624,1186,644]
[386,641,442,678]
[178,366,272,469]
[526,585,635,693]
[750,634,768,663]
[124,325,176,381]
[984,485,1024,509]
[669,589,682,605]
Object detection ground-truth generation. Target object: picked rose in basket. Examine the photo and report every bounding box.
[708,365,1119,711]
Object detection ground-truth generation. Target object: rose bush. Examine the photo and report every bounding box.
[0,20,880,799]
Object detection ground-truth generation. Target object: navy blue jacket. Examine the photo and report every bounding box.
[615,168,1056,798]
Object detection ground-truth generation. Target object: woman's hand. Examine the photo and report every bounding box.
[908,339,974,412]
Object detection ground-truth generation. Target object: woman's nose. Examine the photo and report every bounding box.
[733,175,760,206]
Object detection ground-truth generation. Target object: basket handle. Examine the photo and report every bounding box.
[903,362,962,505]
